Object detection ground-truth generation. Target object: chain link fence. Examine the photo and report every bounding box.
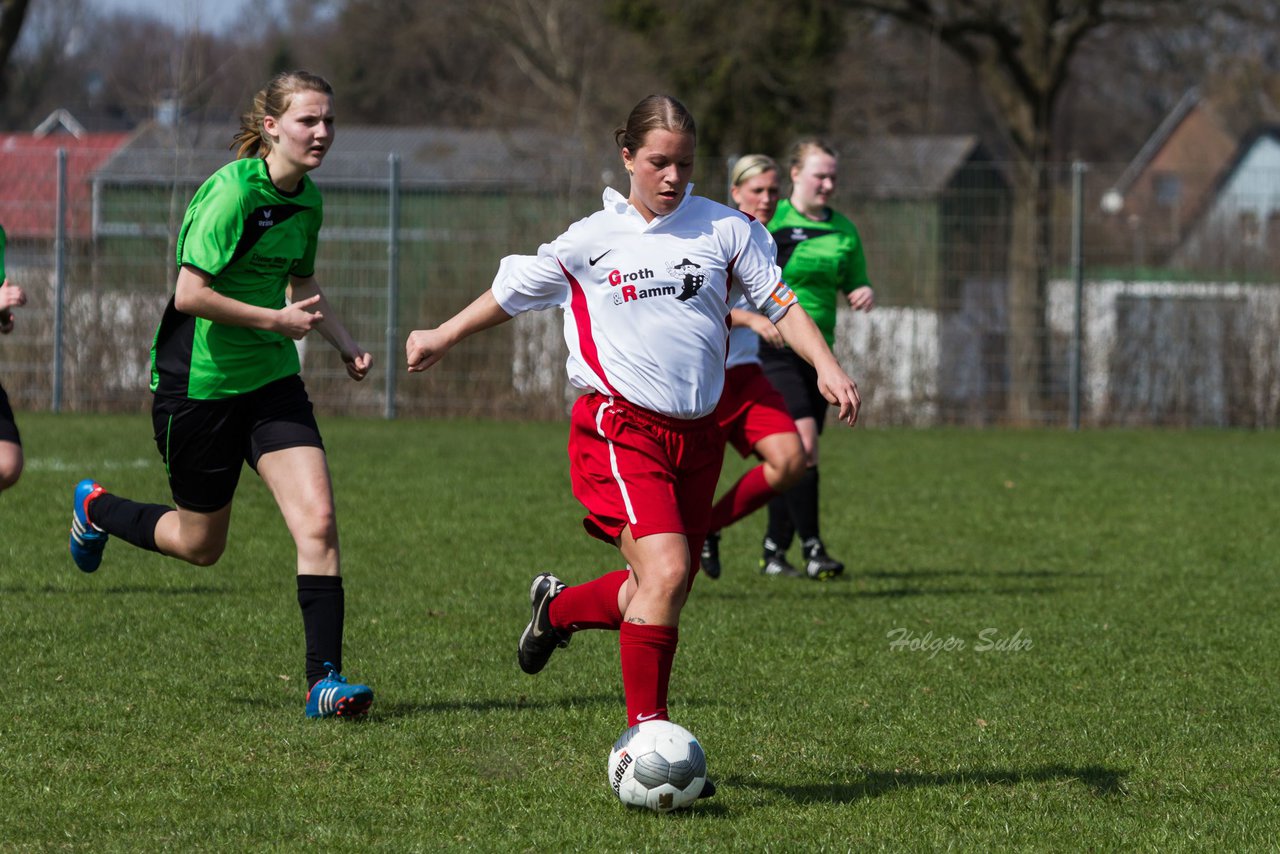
[3,136,1278,426]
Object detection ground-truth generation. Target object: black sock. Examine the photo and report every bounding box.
[786,467,821,543]
[90,493,171,552]
[297,575,344,689]
[763,494,795,556]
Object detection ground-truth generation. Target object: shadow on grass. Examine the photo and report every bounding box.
[863,567,1104,581]
[732,763,1128,803]
[355,692,623,719]
[2,583,237,596]
[699,580,1074,600]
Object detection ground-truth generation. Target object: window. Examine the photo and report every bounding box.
[1153,172,1182,208]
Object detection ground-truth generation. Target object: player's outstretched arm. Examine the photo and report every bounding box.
[406,290,514,373]
[773,304,861,426]
[289,275,372,381]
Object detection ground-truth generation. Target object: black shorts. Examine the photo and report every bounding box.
[0,382,20,445]
[152,375,324,512]
[759,346,828,433]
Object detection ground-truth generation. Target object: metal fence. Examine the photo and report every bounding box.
[3,144,1279,427]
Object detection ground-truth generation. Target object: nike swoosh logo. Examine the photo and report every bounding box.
[636,712,662,722]
[530,590,553,638]
[589,250,614,266]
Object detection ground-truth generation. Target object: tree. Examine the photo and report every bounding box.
[839,0,1277,423]
[607,0,846,157]
[0,0,30,107]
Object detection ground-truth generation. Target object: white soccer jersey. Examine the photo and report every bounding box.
[492,187,796,419]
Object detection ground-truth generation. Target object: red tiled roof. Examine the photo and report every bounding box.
[0,133,132,239]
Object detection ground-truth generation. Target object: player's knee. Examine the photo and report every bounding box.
[182,534,227,567]
[773,448,807,491]
[294,505,338,550]
[0,447,22,492]
[0,465,21,492]
[645,563,691,607]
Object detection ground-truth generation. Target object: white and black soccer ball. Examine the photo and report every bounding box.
[607,719,707,811]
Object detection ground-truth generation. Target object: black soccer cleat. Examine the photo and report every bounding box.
[700,531,722,579]
[698,778,717,799]
[760,552,802,578]
[803,539,844,580]
[518,573,570,674]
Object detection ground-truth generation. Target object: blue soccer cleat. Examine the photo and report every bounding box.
[305,662,373,718]
[69,478,109,573]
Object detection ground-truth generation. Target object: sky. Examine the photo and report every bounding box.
[84,0,252,33]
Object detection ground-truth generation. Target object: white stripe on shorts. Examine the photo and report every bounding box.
[595,397,638,526]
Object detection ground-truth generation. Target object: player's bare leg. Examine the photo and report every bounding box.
[152,505,232,566]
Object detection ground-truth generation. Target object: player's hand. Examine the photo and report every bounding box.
[818,364,861,427]
[343,349,373,381]
[0,280,27,310]
[847,286,875,312]
[749,313,785,349]
[276,294,324,339]
[406,328,449,373]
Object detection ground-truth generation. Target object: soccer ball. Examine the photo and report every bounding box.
[607,719,707,811]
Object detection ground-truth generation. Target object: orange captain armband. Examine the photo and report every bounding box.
[762,281,796,322]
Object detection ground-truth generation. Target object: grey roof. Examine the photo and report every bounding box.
[836,135,995,199]
[93,121,604,190]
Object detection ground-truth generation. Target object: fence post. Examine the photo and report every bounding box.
[384,152,401,419]
[53,148,68,413]
[1068,160,1085,431]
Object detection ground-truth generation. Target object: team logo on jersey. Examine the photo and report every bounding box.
[604,258,710,306]
[608,266,670,305]
[668,258,705,302]
[258,208,275,227]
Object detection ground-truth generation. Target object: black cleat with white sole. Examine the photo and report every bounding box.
[518,573,570,674]
[803,539,844,580]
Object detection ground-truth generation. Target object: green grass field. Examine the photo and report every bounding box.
[3,414,1278,851]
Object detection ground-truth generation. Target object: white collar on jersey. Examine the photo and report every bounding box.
[602,184,695,224]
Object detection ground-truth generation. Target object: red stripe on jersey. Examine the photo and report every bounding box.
[722,251,739,331]
[560,259,620,397]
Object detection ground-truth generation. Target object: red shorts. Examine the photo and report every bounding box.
[715,364,797,459]
[569,393,725,550]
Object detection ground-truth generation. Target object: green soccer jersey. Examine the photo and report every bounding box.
[0,224,7,282]
[768,199,870,347]
[151,158,323,399]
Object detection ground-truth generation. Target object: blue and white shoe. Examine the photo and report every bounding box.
[69,478,108,573]
[305,662,373,718]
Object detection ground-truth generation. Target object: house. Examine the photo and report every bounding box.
[797,136,1011,424]
[837,135,1010,310]
[0,111,132,242]
[1098,89,1239,266]
[1173,126,1280,277]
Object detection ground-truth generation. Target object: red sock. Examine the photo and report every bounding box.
[709,464,776,531]
[549,569,628,632]
[619,622,678,726]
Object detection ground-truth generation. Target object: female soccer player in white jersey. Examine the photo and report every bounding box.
[405,96,860,775]
[66,71,375,718]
